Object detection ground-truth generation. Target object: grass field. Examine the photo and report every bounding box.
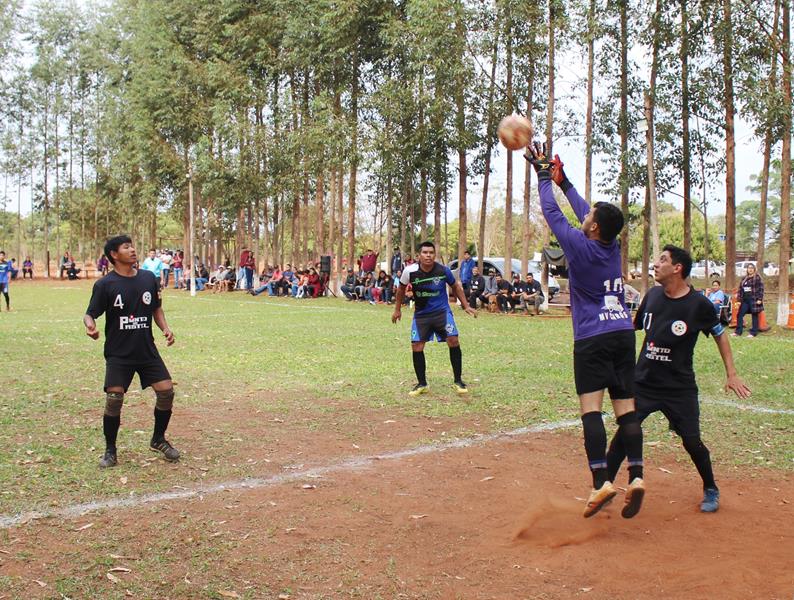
[0,279,792,520]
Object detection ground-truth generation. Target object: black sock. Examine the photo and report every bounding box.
[606,433,626,483]
[449,345,462,382]
[2,292,8,308]
[103,415,120,452]
[152,408,172,443]
[682,435,717,490]
[412,351,427,386]
[617,412,644,482]
[581,411,608,488]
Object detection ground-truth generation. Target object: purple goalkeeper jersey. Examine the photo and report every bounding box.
[539,179,634,341]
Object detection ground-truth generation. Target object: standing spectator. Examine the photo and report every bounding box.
[360,248,379,275]
[141,249,163,280]
[459,250,474,297]
[161,251,173,288]
[237,248,251,289]
[341,268,358,300]
[171,252,183,289]
[468,266,486,308]
[243,249,255,290]
[733,264,764,338]
[495,274,514,313]
[10,259,18,280]
[390,247,403,276]
[22,256,34,279]
[97,254,110,276]
[521,273,544,315]
[0,251,12,310]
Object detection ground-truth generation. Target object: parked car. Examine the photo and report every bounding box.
[690,260,725,279]
[448,256,560,298]
[734,260,757,277]
[763,262,779,277]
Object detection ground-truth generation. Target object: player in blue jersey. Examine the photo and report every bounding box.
[527,143,645,518]
[392,241,477,396]
[0,251,12,311]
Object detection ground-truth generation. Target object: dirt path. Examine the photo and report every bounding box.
[1,420,792,600]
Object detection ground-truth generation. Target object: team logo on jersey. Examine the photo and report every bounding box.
[142,291,152,305]
[433,276,442,285]
[671,320,687,336]
[445,323,455,334]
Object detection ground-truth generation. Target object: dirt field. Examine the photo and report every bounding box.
[1,399,792,600]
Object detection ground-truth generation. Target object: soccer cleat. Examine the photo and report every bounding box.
[99,450,118,469]
[409,383,429,397]
[453,380,469,395]
[583,481,617,518]
[701,487,720,513]
[150,439,180,462]
[621,477,645,519]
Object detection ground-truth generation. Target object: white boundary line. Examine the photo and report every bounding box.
[703,399,794,415]
[0,419,579,529]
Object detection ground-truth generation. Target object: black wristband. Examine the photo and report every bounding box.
[559,178,573,193]
[536,169,551,182]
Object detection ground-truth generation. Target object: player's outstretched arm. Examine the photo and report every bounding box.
[83,314,100,340]
[713,332,751,399]
[551,154,589,224]
[153,307,175,346]
[451,281,477,318]
[392,285,406,323]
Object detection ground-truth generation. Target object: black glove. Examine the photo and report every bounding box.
[524,142,552,181]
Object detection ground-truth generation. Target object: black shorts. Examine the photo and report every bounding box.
[573,329,635,398]
[411,309,458,343]
[104,357,171,392]
[635,386,700,438]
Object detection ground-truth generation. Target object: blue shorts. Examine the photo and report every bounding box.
[411,309,459,342]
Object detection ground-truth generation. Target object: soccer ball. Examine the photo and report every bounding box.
[497,114,533,151]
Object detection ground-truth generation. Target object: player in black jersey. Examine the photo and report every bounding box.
[392,241,477,396]
[606,245,750,513]
[84,235,180,468]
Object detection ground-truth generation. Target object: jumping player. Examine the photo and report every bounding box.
[84,235,180,468]
[526,143,645,518]
[606,245,750,513]
[392,241,477,396]
[0,251,11,311]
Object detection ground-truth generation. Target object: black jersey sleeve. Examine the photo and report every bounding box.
[151,272,162,309]
[633,292,650,330]
[86,279,107,319]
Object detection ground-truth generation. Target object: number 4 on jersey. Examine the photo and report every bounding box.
[113,294,124,309]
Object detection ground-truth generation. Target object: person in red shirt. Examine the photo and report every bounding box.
[307,268,322,298]
[360,249,379,274]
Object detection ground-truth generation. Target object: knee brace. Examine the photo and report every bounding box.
[155,388,175,411]
[104,392,124,417]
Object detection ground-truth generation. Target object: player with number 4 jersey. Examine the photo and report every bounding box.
[527,142,645,519]
[84,235,180,469]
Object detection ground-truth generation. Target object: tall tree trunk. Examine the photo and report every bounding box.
[420,169,428,242]
[329,165,337,282]
[480,24,500,272]
[757,0,781,269]
[641,186,651,295]
[681,0,692,252]
[619,0,630,276]
[43,98,50,277]
[643,91,660,259]
[722,0,737,291]
[400,177,408,254]
[542,0,557,287]
[434,183,442,252]
[348,51,360,269]
[455,9,468,266]
[386,175,393,272]
[55,109,61,260]
[504,14,514,279]
[316,170,325,257]
[778,0,792,325]
[584,0,596,202]
[336,167,344,275]
[290,75,301,265]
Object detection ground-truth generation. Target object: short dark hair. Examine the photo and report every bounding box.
[104,235,132,265]
[592,202,624,242]
[663,244,692,278]
[464,250,471,255]
[712,279,721,286]
[418,241,435,251]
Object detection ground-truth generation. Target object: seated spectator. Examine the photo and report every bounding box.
[22,256,33,279]
[362,272,376,304]
[705,279,726,314]
[189,263,209,291]
[495,274,513,313]
[375,270,392,303]
[281,264,296,296]
[484,268,499,312]
[468,266,486,308]
[510,273,524,309]
[295,270,310,298]
[341,268,359,300]
[306,267,322,298]
[266,265,283,296]
[521,273,544,315]
[97,254,109,276]
[59,251,71,279]
[66,261,82,280]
